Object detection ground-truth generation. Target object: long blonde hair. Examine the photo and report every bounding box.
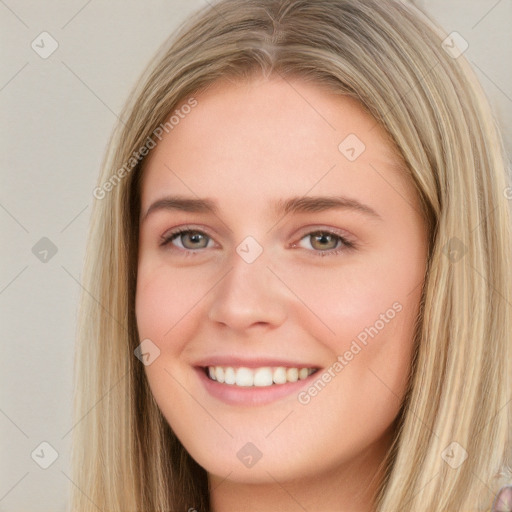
[70,1,512,510]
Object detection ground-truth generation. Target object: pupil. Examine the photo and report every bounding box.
[186,232,205,247]
[313,232,335,249]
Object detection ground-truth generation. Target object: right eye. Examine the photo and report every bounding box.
[160,228,215,252]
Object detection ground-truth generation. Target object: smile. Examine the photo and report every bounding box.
[206,366,318,387]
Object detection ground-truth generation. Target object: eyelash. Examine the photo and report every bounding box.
[159,226,356,258]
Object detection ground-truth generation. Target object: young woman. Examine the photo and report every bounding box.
[71,0,512,510]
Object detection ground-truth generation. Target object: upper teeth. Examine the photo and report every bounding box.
[207,366,316,386]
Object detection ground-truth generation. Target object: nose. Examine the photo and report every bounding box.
[207,249,288,332]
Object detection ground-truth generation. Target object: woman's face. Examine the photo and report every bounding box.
[136,76,428,486]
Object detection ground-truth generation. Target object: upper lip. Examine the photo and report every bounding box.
[194,356,321,369]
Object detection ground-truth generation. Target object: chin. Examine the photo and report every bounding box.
[185,439,323,485]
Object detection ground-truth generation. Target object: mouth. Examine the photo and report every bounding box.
[203,365,319,387]
[194,358,323,406]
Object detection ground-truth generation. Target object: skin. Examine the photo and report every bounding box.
[136,75,428,512]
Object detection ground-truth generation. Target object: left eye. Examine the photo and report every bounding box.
[297,231,349,252]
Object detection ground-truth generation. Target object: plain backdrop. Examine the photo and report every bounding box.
[1,1,511,510]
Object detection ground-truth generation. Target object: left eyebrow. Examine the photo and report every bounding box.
[141,194,383,223]
[274,195,382,220]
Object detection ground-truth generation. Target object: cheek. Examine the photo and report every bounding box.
[283,248,423,404]
[290,268,419,462]
[135,263,210,425]
[135,262,212,345]
[282,256,422,353]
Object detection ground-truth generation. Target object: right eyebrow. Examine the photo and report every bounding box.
[141,197,218,223]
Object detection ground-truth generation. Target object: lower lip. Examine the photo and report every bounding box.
[195,367,320,406]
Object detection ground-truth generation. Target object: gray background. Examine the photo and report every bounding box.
[1,1,511,510]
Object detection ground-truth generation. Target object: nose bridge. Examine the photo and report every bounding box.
[207,242,287,329]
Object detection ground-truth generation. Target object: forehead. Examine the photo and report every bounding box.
[139,76,416,220]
